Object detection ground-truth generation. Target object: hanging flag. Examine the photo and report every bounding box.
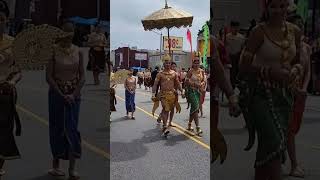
[297,0,309,22]
[187,29,193,60]
[202,23,209,69]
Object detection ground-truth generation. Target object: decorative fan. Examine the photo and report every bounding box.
[112,69,130,84]
[12,24,64,70]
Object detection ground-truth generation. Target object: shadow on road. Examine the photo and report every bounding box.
[111,126,187,162]
[164,134,189,147]
[109,117,132,123]
[26,174,64,180]
[110,140,149,162]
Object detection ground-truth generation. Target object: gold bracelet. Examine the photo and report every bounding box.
[260,67,265,79]
[228,94,238,104]
[243,51,254,59]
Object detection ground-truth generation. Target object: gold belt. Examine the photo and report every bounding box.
[55,78,79,94]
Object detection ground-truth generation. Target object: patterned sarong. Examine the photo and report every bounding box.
[239,80,293,168]
[125,90,135,112]
[48,88,81,160]
[185,87,200,115]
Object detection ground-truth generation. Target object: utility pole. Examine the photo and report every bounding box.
[97,0,100,20]
[57,0,62,24]
[312,0,317,39]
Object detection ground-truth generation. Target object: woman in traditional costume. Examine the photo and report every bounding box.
[137,70,144,88]
[0,1,22,177]
[185,53,206,136]
[46,22,85,180]
[238,0,303,179]
[87,24,107,85]
[286,13,311,178]
[144,68,152,90]
[124,69,136,119]
[199,66,207,118]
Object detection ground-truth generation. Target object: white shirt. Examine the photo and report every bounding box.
[225,33,245,55]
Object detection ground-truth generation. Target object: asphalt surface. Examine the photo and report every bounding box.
[110,84,211,180]
[2,48,110,180]
[211,95,320,180]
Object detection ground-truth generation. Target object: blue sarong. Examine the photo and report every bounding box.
[125,90,135,112]
[48,88,81,160]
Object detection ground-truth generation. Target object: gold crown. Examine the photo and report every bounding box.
[193,51,201,57]
[162,53,171,62]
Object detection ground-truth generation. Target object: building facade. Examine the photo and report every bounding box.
[149,51,192,70]
[114,47,149,69]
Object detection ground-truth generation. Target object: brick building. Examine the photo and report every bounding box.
[114,47,149,69]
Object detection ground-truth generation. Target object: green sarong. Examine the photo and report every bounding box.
[185,87,200,115]
[239,81,293,168]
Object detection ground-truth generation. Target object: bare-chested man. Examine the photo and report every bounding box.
[144,68,152,91]
[137,70,144,88]
[152,55,184,136]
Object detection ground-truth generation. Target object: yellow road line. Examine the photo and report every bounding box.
[311,146,320,150]
[16,105,110,159]
[115,95,210,150]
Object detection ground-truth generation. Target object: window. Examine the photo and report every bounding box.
[174,55,180,62]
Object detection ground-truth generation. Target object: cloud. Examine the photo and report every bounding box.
[110,0,209,51]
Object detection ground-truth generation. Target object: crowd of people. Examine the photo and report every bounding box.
[109,53,210,137]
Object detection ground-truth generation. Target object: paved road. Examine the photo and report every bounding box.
[110,85,211,180]
[2,48,110,180]
[211,95,320,180]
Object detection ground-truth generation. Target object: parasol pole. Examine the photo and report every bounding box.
[168,27,171,58]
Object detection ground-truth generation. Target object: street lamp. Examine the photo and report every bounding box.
[151,30,162,62]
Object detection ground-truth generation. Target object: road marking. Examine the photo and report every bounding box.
[311,146,320,150]
[115,95,210,150]
[16,105,110,159]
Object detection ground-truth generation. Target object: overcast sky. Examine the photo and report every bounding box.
[110,0,209,51]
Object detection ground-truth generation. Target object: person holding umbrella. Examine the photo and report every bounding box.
[46,22,85,180]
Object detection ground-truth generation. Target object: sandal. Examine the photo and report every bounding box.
[0,169,6,176]
[196,127,203,136]
[69,170,80,180]
[186,124,194,131]
[48,168,66,177]
[162,127,170,136]
[157,116,161,123]
[289,166,305,178]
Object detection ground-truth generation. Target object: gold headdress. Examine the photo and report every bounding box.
[161,53,172,63]
[193,51,201,62]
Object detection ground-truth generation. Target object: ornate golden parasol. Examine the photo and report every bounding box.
[141,0,193,56]
[12,24,64,70]
[112,69,131,84]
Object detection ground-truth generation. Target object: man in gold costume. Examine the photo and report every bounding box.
[152,54,184,136]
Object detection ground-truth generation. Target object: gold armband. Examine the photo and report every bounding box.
[242,50,254,59]
[228,94,238,104]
